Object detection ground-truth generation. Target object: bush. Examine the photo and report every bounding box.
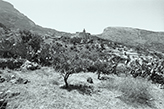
[0,58,25,70]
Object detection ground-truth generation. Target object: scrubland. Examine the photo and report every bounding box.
[1,67,164,109]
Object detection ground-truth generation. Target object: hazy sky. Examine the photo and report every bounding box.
[4,0,164,34]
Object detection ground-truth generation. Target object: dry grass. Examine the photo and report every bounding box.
[101,76,155,108]
[117,77,154,107]
[0,67,164,109]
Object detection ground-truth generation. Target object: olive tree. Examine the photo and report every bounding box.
[93,59,110,79]
[53,52,83,88]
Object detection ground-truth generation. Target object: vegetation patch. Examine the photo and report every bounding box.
[0,59,25,70]
[116,76,154,108]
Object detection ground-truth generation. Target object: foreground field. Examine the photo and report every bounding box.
[0,67,164,109]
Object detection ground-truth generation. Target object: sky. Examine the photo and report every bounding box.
[4,0,164,34]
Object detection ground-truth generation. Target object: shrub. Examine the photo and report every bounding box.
[19,30,32,43]
[0,58,24,70]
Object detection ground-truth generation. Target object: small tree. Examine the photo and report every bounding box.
[94,59,110,79]
[60,60,73,88]
[19,30,32,43]
[54,52,82,88]
[28,34,42,52]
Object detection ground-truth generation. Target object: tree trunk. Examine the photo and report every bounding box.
[97,71,101,80]
[64,77,68,88]
[64,73,70,88]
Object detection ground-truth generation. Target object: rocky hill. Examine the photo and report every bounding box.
[0,0,72,37]
[98,27,164,52]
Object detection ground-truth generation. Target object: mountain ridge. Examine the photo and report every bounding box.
[98,27,164,52]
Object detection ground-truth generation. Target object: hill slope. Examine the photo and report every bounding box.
[1,67,164,109]
[1,1,164,109]
[98,27,164,52]
[0,0,72,37]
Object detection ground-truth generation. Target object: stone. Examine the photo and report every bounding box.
[21,60,40,71]
[87,77,93,84]
[0,78,5,83]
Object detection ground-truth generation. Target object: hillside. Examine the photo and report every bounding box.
[98,27,164,52]
[0,0,72,37]
[1,0,164,109]
[0,0,35,30]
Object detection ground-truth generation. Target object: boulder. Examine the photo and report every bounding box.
[0,78,5,83]
[21,60,40,70]
[87,77,93,84]
[0,76,5,83]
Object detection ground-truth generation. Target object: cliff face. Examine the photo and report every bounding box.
[98,27,164,52]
